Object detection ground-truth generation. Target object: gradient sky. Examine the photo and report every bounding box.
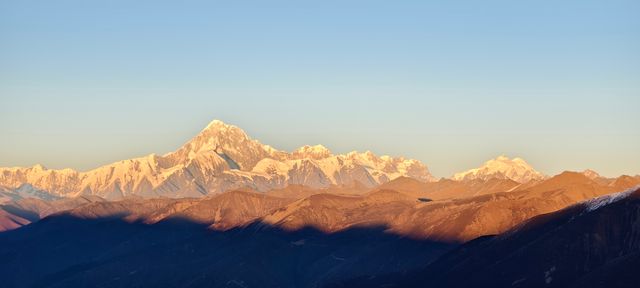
[1,0,639,178]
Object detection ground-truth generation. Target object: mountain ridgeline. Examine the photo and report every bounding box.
[0,120,434,200]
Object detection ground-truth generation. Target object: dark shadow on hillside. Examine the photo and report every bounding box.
[0,204,41,222]
[0,214,456,288]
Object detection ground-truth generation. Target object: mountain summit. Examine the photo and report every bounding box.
[452,155,544,183]
[0,120,434,200]
[165,119,283,171]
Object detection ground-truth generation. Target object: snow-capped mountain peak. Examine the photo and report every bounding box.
[165,120,283,171]
[204,119,228,130]
[452,155,545,183]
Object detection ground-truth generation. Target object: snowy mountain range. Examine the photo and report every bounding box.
[0,120,434,200]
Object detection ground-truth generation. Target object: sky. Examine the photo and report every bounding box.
[1,0,639,178]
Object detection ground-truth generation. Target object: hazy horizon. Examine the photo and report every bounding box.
[1,1,639,178]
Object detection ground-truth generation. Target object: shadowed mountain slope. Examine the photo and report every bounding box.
[0,215,452,288]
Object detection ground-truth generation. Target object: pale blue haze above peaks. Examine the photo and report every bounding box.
[1,0,639,177]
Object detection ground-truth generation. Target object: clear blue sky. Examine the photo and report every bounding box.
[1,0,639,178]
